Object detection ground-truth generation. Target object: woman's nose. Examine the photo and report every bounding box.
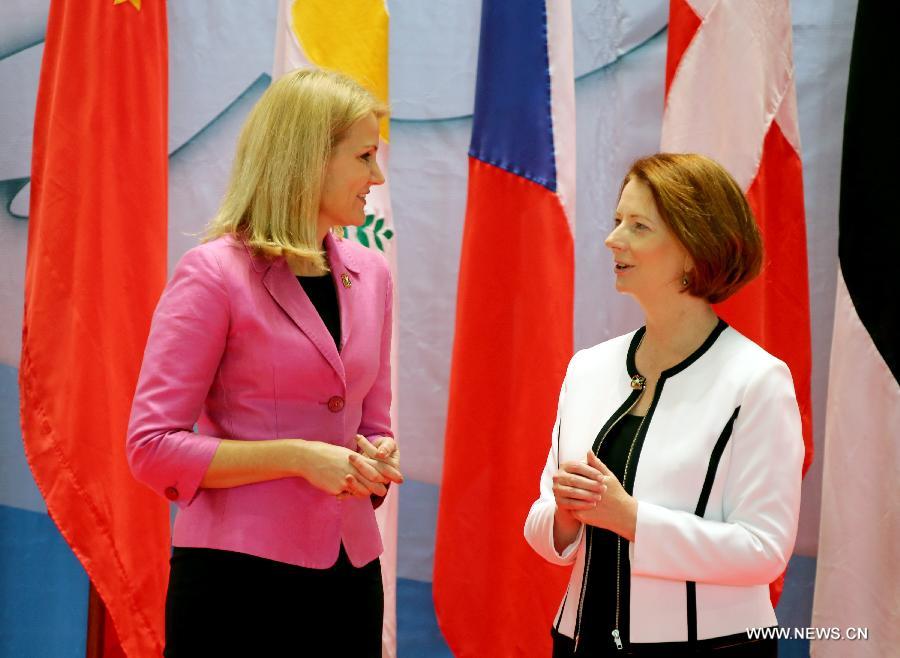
[604,225,624,251]
[370,159,386,186]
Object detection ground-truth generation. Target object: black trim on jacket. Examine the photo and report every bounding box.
[686,405,741,644]
[572,318,730,650]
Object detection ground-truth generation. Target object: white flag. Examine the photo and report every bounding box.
[274,2,399,656]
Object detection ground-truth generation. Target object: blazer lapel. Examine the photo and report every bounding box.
[325,232,362,351]
[262,255,346,384]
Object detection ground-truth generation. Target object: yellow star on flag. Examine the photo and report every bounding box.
[113,0,141,10]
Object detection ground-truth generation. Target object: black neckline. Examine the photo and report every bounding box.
[626,318,728,381]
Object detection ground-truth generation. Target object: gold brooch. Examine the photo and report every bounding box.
[340,273,352,289]
[630,375,646,390]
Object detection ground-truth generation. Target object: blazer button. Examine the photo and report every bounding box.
[327,396,345,412]
[164,486,179,501]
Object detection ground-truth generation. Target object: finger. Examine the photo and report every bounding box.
[357,435,397,460]
[357,436,400,473]
[560,475,603,492]
[553,472,605,493]
[371,436,397,459]
[561,461,605,482]
[349,474,385,498]
[587,451,613,476]
[341,474,367,498]
[553,484,602,502]
[372,460,404,484]
[356,435,378,457]
[353,473,388,497]
[348,453,388,483]
[557,497,597,511]
[358,452,402,483]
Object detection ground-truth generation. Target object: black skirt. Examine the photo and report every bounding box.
[164,544,383,657]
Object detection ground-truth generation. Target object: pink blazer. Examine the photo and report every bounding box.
[127,233,393,568]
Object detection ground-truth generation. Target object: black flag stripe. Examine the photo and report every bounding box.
[839,0,900,385]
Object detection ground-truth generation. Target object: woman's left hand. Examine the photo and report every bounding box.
[572,451,639,541]
[355,435,403,483]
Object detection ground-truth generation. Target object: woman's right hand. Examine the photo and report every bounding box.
[551,460,606,552]
[297,441,388,498]
[552,460,607,513]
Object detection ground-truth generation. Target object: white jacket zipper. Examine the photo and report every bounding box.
[611,410,648,649]
[573,377,645,650]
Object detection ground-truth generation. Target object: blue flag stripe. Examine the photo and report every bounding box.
[468,0,557,192]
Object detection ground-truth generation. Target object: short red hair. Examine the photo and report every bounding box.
[624,153,763,303]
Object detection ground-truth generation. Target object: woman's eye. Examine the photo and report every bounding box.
[360,152,373,161]
[634,222,648,231]
[613,218,622,226]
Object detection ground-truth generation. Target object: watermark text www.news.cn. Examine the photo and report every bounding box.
[747,627,869,641]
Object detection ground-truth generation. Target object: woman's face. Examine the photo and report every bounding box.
[319,112,384,235]
[605,176,691,302]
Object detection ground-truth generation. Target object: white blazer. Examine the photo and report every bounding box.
[524,321,803,646]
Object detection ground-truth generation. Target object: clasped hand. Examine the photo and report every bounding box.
[552,451,637,541]
[337,435,403,500]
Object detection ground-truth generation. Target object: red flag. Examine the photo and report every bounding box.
[432,1,576,655]
[20,0,170,654]
[662,0,813,605]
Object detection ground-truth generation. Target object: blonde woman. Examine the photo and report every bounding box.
[526,154,802,656]
[127,69,401,657]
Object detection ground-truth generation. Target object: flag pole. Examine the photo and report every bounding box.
[86,583,105,658]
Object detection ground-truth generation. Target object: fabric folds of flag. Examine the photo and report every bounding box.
[19,0,170,655]
[274,3,399,656]
[433,1,576,655]
[661,0,813,605]
[811,2,900,655]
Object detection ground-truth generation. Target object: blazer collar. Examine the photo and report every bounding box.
[263,258,345,383]
[255,232,363,384]
[325,231,361,274]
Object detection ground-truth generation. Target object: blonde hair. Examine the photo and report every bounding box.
[204,68,388,272]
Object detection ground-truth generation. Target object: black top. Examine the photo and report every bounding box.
[297,271,390,509]
[578,412,644,653]
[297,273,341,350]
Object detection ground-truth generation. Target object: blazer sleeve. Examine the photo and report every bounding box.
[126,246,228,508]
[357,262,394,443]
[630,359,804,585]
[524,352,584,565]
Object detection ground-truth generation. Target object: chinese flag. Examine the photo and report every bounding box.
[20,0,170,655]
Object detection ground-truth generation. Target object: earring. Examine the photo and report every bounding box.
[682,274,689,287]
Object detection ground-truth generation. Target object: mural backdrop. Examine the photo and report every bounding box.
[0,1,856,656]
